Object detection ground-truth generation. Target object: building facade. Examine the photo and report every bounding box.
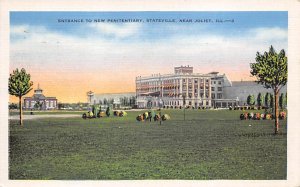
[23,85,58,110]
[136,66,238,109]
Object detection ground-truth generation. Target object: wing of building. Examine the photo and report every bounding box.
[23,84,58,110]
[135,66,287,109]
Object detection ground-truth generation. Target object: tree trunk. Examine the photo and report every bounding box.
[19,96,23,126]
[274,88,279,135]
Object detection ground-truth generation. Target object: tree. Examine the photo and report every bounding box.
[250,46,287,134]
[106,107,111,117]
[103,98,108,105]
[129,96,136,107]
[279,93,287,109]
[265,93,271,108]
[247,94,255,106]
[257,93,264,107]
[34,101,43,110]
[270,94,274,111]
[9,103,18,110]
[9,68,33,126]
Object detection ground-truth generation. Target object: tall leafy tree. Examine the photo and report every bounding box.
[265,93,271,108]
[279,93,287,109]
[270,94,274,111]
[9,68,33,126]
[250,46,287,134]
[247,94,255,106]
[257,93,264,107]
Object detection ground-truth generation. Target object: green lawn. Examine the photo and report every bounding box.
[9,109,287,180]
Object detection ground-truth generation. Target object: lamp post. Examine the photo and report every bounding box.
[158,74,163,125]
[183,94,186,121]
[158,99,163,125]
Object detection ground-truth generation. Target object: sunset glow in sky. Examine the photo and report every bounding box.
[10,11,288,103]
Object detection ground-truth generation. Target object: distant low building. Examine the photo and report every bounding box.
[23,84,58,110]
[90,92,136,109]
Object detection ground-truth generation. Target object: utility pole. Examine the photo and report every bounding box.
[183,94,186,121]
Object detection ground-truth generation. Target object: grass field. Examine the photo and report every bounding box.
[9,109,287,180]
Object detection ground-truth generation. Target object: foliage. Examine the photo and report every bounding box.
[279,93,287,109]
[8,68,33,126]
[247,95,255,106]
[106,107,111,117]
[9,103,18,110]
[34,101,43,110]
[250,45,287,90]
[270,94,274,109]
[265,93,271,108]
[9,68,33,97]
[257,93,264,107]
[250,45,287,134]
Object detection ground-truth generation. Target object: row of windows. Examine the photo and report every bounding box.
[164,100,209,106]
[211,93,223,99]
[211,87,222,91]
[211,81,222,85]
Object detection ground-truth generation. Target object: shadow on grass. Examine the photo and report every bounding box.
[236,132,287,138]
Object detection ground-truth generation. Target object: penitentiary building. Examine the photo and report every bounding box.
[135,66,287,109]
[136,66,238,109]
[23,84,58,110]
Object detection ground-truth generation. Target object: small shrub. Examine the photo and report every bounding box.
[240,113,244,120]
[279,111,286,120]
[162,114,170,121]
[154,114,160,121]
[265,114,272,120]
[249,112,254,119]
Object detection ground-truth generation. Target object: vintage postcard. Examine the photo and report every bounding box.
[1,0,300,187]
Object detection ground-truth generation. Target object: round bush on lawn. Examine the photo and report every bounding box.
[279,111,286,120]
[255,113,261,120]
[243,113,248,120]
[249,112,254,119]
[162,114,171,121]
[240,113,244,120]
[119,111,127,117]
[265,113,271,120]
[136,114,144,121]
[154,114,161,121]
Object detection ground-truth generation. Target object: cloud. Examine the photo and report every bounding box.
[88,23,142,38]
[249,27,287,42]
[10,24,287,79]
[10,24,30,35]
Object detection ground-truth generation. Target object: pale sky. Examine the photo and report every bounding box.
[10,11,288,103]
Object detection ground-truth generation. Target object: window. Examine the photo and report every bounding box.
[212,93,215,99]
[183,79,186,83]
[195,79,198,83]
[217,93,222,99]
[218,81,222,85]
[211,87,215,91]
[218,87,222,91]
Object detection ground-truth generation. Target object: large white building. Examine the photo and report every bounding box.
[136,66,238,109]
